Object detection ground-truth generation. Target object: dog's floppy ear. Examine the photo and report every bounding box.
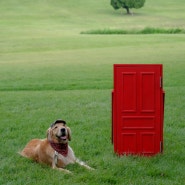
[67,127,71,141]
[50,119,66,128]
[46,128,52,140]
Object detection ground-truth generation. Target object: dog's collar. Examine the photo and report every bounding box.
[50,142,68,157]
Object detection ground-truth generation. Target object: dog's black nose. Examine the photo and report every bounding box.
[61,128,66,133]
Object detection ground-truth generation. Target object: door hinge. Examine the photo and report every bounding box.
[160,77,163,88]
[160,141,163,153]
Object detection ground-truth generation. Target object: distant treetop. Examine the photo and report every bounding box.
[110,0,145,14]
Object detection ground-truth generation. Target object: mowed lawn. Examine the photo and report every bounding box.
[0,0,185,185]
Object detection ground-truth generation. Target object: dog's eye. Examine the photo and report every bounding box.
[54,126,58,129]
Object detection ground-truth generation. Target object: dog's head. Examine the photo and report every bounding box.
[47,119,71,144]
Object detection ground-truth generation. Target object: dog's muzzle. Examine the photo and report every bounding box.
[57,128,67,141]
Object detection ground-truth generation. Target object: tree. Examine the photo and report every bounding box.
[111,0,145,14]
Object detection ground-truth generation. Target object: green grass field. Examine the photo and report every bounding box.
[0,0,185,184]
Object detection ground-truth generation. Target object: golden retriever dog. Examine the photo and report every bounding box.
[20,119,94,173]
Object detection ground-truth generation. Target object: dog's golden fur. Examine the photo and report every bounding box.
[20,120,93,173]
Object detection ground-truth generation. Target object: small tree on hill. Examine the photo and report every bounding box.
[111,0,145,14]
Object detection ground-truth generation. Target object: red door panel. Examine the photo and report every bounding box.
[121,133,137,154]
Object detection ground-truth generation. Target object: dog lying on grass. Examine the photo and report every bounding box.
[20,119,94,174]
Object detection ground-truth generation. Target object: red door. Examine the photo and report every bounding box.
[113,64,164,156]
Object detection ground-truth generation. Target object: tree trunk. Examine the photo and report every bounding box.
[124,6,130,14]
